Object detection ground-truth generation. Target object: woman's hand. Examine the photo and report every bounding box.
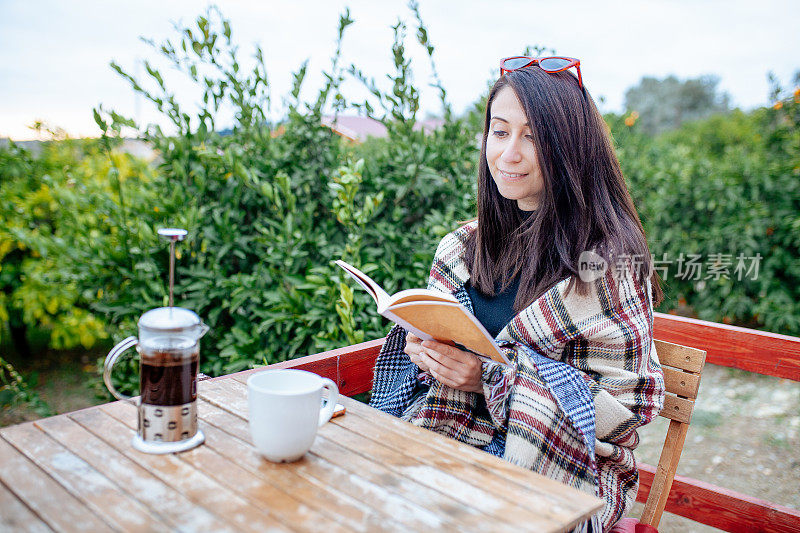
[404,332,432,373]
[419,339,484,394]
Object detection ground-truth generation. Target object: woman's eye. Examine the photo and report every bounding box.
[525,134,534,141]
[491,130,507,138]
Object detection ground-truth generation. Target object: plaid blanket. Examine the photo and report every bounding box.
[370,221,665,531]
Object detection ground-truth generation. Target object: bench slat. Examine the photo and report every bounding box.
[219,338,383,396]
[654,313,800,381]
[662,366,701,399]
[655,340,706,373]
[660,394,695,424]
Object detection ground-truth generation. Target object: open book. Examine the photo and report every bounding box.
[335,260,509,365]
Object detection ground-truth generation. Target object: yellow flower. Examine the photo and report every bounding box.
[176,250,182,260]
[774,101,783,110]
[624,116,636,127]
[154,206,160,213]
[630,111,640,119]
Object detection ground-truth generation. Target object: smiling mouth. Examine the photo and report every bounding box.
[499,170,527,179]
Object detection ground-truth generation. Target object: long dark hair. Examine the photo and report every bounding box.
[465,66,663,310]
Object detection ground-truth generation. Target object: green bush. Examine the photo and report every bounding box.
[0,138,158,353]
[0,6,797,408]
[86,6,479,393]
[613,78,800,333]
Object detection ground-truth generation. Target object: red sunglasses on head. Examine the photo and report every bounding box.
[499,56,583,89]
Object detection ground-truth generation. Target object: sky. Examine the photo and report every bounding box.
[1,0,799,140]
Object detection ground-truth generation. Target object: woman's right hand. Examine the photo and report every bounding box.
[404,332,431,372]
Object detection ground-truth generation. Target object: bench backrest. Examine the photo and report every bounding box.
[639,340,706,528]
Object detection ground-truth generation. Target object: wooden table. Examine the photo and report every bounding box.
[0,373,603,532]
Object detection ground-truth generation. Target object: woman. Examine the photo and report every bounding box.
[370,56,665,531]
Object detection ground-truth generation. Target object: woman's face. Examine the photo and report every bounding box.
[485,86,544,211]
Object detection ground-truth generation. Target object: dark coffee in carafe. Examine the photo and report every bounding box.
[140,347,198,405]
[137,337,200,442]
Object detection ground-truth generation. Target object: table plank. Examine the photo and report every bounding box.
[206,377,599,532]
[336,397,600,529]
[200,419,397,533]
[192,401,407,531]
[103,400,355,533]
[34,414,235,533]
[0,374,604,533]
[321,420,564,531]
[340,395,604,520]
[189,386,405,532]
[69,407,286,533]
[2,421,166,532]
[199,380,524,527]
[206,378,542,528]
[0,478,52,532]
[196,395,501,531]
[0,428,112,532]
[233,371,599,509]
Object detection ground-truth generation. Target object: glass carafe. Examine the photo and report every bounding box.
[103,306,209,454]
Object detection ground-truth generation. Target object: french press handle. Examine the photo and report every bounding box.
[103,336,138,401]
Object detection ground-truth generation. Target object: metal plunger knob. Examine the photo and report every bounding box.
[157,228,188,307]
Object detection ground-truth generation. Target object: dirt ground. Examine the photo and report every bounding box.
[2,356,799,531]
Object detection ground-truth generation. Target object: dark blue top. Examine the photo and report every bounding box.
[466,276,521,338]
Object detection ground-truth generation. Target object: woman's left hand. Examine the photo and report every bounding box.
[420,340,483,393]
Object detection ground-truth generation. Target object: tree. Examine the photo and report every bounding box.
[624,75,731,135]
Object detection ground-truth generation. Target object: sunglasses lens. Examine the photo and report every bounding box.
[538,57,572,72]
[503,57,534,71]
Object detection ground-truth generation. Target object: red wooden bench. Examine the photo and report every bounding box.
[251,312,800,532]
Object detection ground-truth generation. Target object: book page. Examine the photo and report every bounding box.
[386,288,459,307]
[335,260,390,307]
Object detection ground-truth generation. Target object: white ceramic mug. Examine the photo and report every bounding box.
[247,369,339,463]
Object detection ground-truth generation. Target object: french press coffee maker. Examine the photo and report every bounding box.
[103,228,208,454]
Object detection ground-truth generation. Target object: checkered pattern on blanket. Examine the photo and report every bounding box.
[370,220,664,531]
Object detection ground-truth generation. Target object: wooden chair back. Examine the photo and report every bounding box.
[639,339,707,528]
